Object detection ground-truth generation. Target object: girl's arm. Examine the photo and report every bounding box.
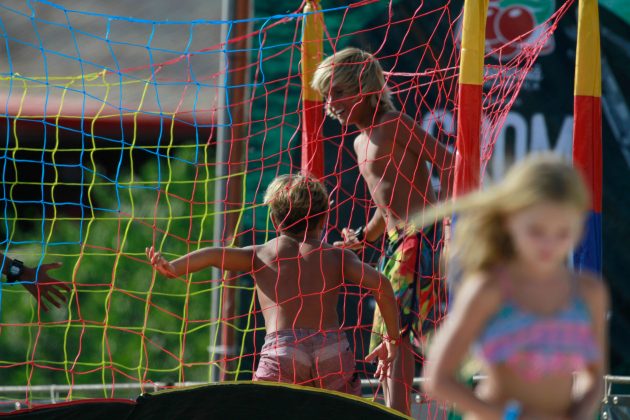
[146,245,257,278]
[423,273,505,420]
[570,274,609,420]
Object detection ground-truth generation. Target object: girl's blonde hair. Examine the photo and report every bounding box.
[264,173,329,234]
[418,154,590,275]
[311,47,395,117]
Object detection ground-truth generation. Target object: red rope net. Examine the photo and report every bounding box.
[0,0,574,416]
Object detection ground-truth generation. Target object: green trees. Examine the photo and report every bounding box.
[1,145,216,395]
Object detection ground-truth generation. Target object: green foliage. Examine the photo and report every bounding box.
[0,0,407,398]
[0,145,217,394]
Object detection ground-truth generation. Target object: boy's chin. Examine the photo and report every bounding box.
[336,116,354,126]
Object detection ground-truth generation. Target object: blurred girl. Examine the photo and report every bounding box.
[423,154,608,420]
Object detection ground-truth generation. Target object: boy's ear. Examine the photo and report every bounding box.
[315,215,326,231]
[368,93,380,110]
[269,213,279,230]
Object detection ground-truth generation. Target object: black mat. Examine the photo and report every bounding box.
[1,383,409,420]
[130,382,407,420]
[0,399,135,419]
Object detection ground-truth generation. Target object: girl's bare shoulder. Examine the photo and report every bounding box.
[454,269,504,315]
[575,270,609,309]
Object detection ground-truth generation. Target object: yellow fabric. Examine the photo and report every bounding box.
[459,0,489,86]
[301,1,324,102]
[574,0,602,97]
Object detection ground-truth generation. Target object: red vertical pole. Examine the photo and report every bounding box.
[454,0,489,197]
[573,0,602,273]
[301,0,325,178]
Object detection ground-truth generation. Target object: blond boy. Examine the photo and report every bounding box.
[147,174,400,395]
[313,47,454,413]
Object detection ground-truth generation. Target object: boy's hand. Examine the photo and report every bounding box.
[146,246,177,278]
[365,340,399,382]
[22,262,71,312]
[333,228,363,250]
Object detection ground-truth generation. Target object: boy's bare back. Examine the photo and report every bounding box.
[253,236,345,333]
[146,172,401,382]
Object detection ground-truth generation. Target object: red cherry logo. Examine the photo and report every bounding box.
[492,5,536,58]
[496,6,535,43]
[486,5,500,42]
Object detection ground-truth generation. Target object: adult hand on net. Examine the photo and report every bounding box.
[333,227,364,250]
[146,246,177,278]
[365,339,399,382]
[22,262,71,312]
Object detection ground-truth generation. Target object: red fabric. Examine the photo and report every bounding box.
[573,95,602,213]
[0,398,135,415]
[454,83,482,197]
[301,99,325,179]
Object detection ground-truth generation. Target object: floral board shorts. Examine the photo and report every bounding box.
[370,223,445,352]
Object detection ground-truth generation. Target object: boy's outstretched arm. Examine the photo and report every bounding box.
[342,249,400,380]
[146,245,257,279]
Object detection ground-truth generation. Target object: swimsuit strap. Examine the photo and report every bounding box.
[498,267,515,303]
[570,270,581,299]
[498,268,579,311]
[568,270,590,313]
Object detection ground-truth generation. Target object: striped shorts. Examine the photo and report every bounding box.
[254,329,361,396]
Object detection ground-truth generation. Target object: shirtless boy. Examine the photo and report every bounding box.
[146,174,400,395]
[312,47,454,413]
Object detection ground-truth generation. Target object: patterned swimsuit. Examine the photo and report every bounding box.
[476,275,600,381]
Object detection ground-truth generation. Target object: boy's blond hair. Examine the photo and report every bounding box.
[264,174,329,234]
[311,47,395,117]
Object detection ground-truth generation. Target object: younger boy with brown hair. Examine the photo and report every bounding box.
[146,173,400,395]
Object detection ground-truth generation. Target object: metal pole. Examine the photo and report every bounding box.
[210,0,233,383]
[219,0,252,382]
[210,0,252,383]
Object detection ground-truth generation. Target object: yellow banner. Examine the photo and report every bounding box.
[301,0,324,102]
[459,0,489,86]
[575,0,602,97]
